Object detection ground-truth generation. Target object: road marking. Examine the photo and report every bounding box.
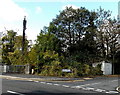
[110,80,118,82]
[46,83,52,85]
[81,87,87,90]
[7,90,25,95]
[34,81,39,82]
[71,86,83,89]
[40,82,46,84]
[79,82,101,87]
[62,85,70,88]
[28,80,33,81]
[105,91,119,93]
[94,89,106,92]
[53,84,60,86]
[85,87,95,90]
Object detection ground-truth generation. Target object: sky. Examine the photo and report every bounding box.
[0,0,119,44]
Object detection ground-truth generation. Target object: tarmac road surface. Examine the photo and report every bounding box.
[1,74,120,95]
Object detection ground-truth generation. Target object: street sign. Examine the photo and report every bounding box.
[62,69,71,73]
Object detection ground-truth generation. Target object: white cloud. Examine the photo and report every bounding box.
[62,5,79,10]
[35,6,42,14]
[0,0,28,22]
[0,0,29,41]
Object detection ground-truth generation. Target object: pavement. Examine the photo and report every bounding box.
[0,73,93,82]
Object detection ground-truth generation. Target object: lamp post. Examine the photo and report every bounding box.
[22,16,27,54]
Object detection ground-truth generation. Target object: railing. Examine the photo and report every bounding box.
[0,65,26,73]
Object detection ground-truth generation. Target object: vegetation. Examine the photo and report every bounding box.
[1,6,120,77]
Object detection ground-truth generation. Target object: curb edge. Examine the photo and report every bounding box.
[116,86,120,92]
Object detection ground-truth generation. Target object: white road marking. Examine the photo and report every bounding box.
[34,81,39,82]
[94,89,106,92]
[7,90,25,95]
[79,82,101,87]
[110,80,118,82]
[105,91,119,93]
[71,86,110,93]
[62,85,70,88]
[46,83,52,85]
[40,82,46,84]
[53,84,60,86]
[28,80,33,81]
[81,87,87,90]
[85,87,95,90]
[71,86,83,89]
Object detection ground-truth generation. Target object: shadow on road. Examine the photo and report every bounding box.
[2,90,119,95]
[2,93,119,95]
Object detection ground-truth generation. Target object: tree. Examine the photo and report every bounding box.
[36,29,62,54]
[8,35,29,65]
[40,50,63,76]
[30,29,63,74]
[96,9,120,74]
[2,30,16,65]
[102,19,120,74]
[95,7,112,59]
[50,7,92,54]
[49,6,100,64]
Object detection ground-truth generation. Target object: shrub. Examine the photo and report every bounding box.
[89,64,103,76]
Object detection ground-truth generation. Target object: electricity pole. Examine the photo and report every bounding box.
[22,16,27,54]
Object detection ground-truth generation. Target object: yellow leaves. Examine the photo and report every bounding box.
[43,50,59,60]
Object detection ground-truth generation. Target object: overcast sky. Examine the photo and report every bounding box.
[0,0,119,43]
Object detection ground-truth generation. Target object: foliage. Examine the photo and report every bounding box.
[39,50,63,76]
[2,30,29,65]
[2,30,16,65]
[8,35,29,65]
[89,64,103,76]
[1,6,120,76]
[49,6,101,64]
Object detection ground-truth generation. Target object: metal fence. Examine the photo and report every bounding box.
[1,65,26,73]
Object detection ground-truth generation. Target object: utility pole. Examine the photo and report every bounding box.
[22,16,27,54]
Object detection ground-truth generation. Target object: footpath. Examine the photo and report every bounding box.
[0,73,93,82]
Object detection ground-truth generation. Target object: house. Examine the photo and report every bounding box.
[92,61,112,75]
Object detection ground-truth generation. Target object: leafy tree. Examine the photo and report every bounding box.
[8,35,29,65]
[2,30,16,65]
[50,7,92,53]
[48,6,100,65]
[40,50,63,76]
[36,29,62,54]
[30,29,63,74]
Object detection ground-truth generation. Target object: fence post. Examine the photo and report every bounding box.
[25,64,31,74]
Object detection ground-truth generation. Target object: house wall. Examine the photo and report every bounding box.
[92,61,112,75]
[101,62,112,75]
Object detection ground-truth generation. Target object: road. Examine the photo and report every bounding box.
[1,74,120,95]
[2,79,98,95]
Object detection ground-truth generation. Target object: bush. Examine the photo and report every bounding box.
[89,65,103,76]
